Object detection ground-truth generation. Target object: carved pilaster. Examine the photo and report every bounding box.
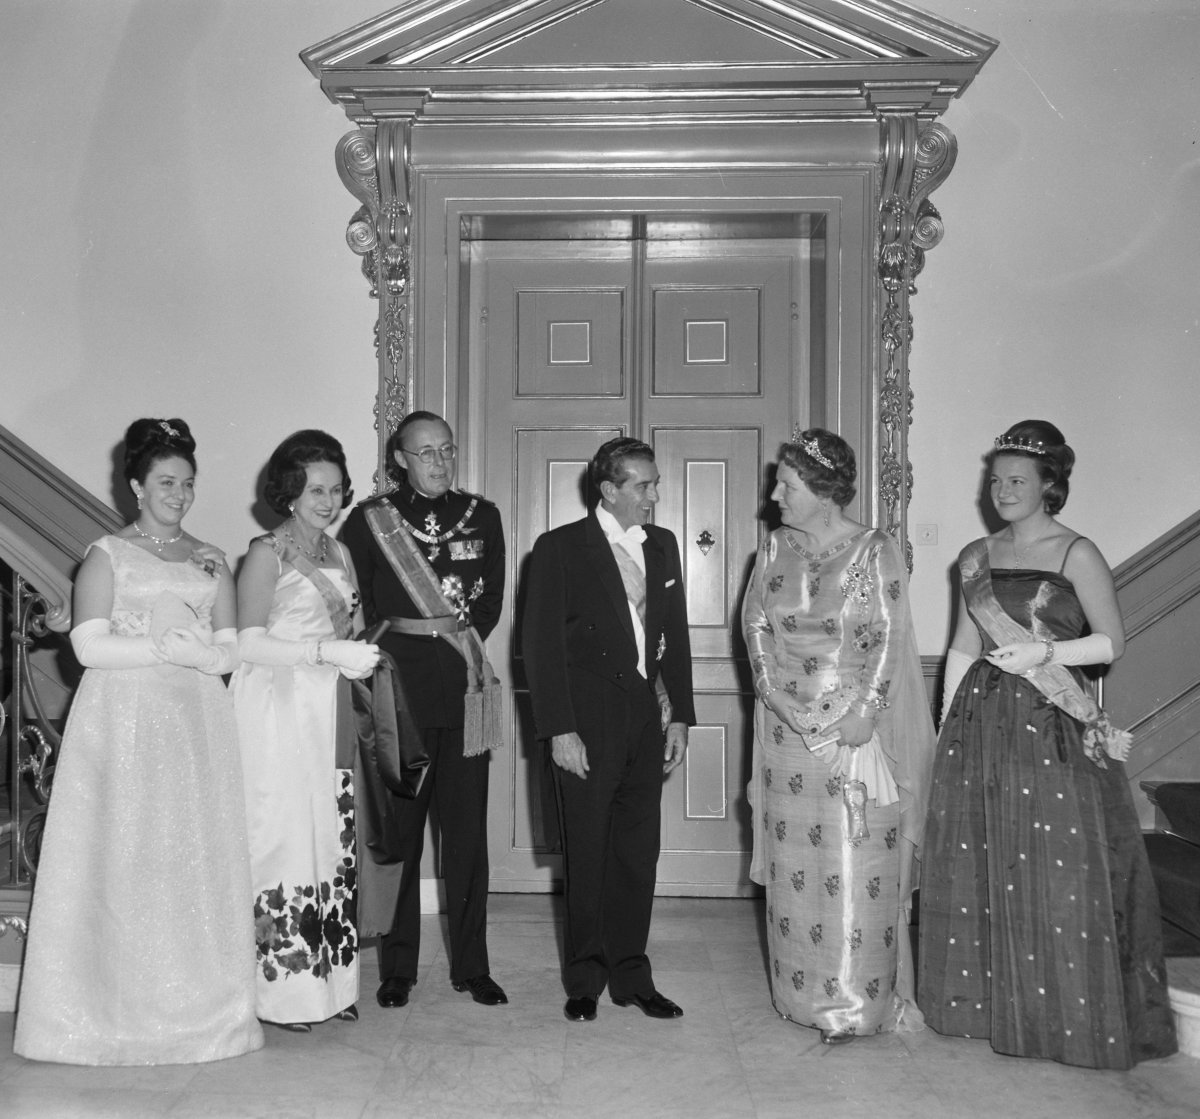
[334,121,414,490]
[877,116,957,570]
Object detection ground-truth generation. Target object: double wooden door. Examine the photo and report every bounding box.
[470,224,811,894]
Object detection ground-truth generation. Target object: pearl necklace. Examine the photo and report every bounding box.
[284,521,328,564]
[132,522,183,553]
[1010,523,1051,569]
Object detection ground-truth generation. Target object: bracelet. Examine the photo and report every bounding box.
[761,683,779,699]
[314,640,325,666]
[1037,639,1054,667]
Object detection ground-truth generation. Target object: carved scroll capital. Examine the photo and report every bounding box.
[334,122,414,487]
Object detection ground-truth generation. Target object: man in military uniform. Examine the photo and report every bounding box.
[342,411,507,1008]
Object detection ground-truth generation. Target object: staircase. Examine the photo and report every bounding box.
[1105,511,1200,827]
[1,423,120,1007]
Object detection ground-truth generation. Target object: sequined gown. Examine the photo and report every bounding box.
[918,552,1177,1069]
[230,543,358,1024]
[742,527,933,1037]
[14,536,263,1065]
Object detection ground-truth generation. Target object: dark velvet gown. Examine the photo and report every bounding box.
[918,560,1177,1070]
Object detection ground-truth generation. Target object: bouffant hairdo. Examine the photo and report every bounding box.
[988,418,1074,515]
[122,418,196,485]
[779,428,856,508]
[384,410,451,485]
[591,436,655,492]
[264,430,353,517]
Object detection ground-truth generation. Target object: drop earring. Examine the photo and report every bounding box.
[822,503,831,528]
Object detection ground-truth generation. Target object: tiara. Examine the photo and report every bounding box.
[159,421,180,439]
[993,434,1049,455]
[791,425,834,470]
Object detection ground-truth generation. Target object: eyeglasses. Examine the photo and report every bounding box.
[401,444,457,465]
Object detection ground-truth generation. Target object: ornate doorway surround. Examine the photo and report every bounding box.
[302,0,996,894]
[302,0,995,556]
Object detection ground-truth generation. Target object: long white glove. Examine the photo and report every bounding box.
[940,647,973,728]
[988,632,1116,675]
[238,628,379,680]
[160,626,240,675]
[1051,633,1114,666]
[238,626,309,666]
[70,617,167,669]
[318,639,381,680]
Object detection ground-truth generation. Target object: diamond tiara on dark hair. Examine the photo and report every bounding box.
[790,425,835,470]
[994,434,1049,455]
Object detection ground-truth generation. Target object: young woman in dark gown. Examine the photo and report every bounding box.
[918,419,1177,1070]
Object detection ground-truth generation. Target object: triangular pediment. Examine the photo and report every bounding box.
[303,0,997,122]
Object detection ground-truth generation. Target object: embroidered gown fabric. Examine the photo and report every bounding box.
[14,537,263,1065]
[231,542,358,1024]
[918,549,1177,1069]
[743,527,934,1036]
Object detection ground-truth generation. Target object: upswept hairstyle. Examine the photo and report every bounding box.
[988,418,1074,515]
[123,418,196,485]
[590,436,655,493]
[780,427,856,508]
[384,410,451,485]
[264,429,353,517]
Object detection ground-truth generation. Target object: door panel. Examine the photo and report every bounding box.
[474,228,804,894]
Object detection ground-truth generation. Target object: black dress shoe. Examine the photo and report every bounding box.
[377,976,415,1008]
[564,995,598,1021]
[611,991,683,1019]
[451,974,508,1005]
[335,1004,359,1022]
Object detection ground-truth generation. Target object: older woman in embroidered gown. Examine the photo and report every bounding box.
[742,428,935,1044]
[231,431,379,1032]
[918,419,1176,1069]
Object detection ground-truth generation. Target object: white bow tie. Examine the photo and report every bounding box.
[622,525,647,545]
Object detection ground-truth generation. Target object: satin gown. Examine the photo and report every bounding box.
[230,545,358,1024]
[14,536,263,1065]
[919,558,1177,1069]
[743,527,931,1037]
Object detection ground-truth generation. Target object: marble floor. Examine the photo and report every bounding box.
[2,894,1198,1118]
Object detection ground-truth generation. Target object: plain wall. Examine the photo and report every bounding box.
[2,0,1199,654]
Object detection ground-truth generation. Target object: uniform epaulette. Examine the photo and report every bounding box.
[358,489,397,508]
[459,489,495,507]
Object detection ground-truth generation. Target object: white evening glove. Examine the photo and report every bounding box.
[316,639,381,680]
[1051,633,1114,666]
[160,626,240,675]
[940,647,973,728]
[70,617,167,669]
[238,626,309,666]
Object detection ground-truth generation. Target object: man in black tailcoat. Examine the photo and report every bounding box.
[341,411,507,1009]
[521,436,695,1022]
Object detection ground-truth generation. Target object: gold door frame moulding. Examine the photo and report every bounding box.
[302,0,997,514]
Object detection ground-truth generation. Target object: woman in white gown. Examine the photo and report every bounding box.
[231,430,378,1031]
[14,417,263,1065]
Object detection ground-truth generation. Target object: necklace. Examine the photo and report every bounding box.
[132,522,183,553]
[1010,523,1051,568]
[284,521,328,563]
[398,497,478,561]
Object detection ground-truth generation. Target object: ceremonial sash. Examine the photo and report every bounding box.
[960,538,1131,768]
[364,499,502,756]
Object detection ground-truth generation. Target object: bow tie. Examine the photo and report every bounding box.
[621,525,647,545]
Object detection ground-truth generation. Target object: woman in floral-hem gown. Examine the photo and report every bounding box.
[918,419,1176,1069]
[742,428,935,1045]
[231,430,378,1031]
[15,418,263,1065]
